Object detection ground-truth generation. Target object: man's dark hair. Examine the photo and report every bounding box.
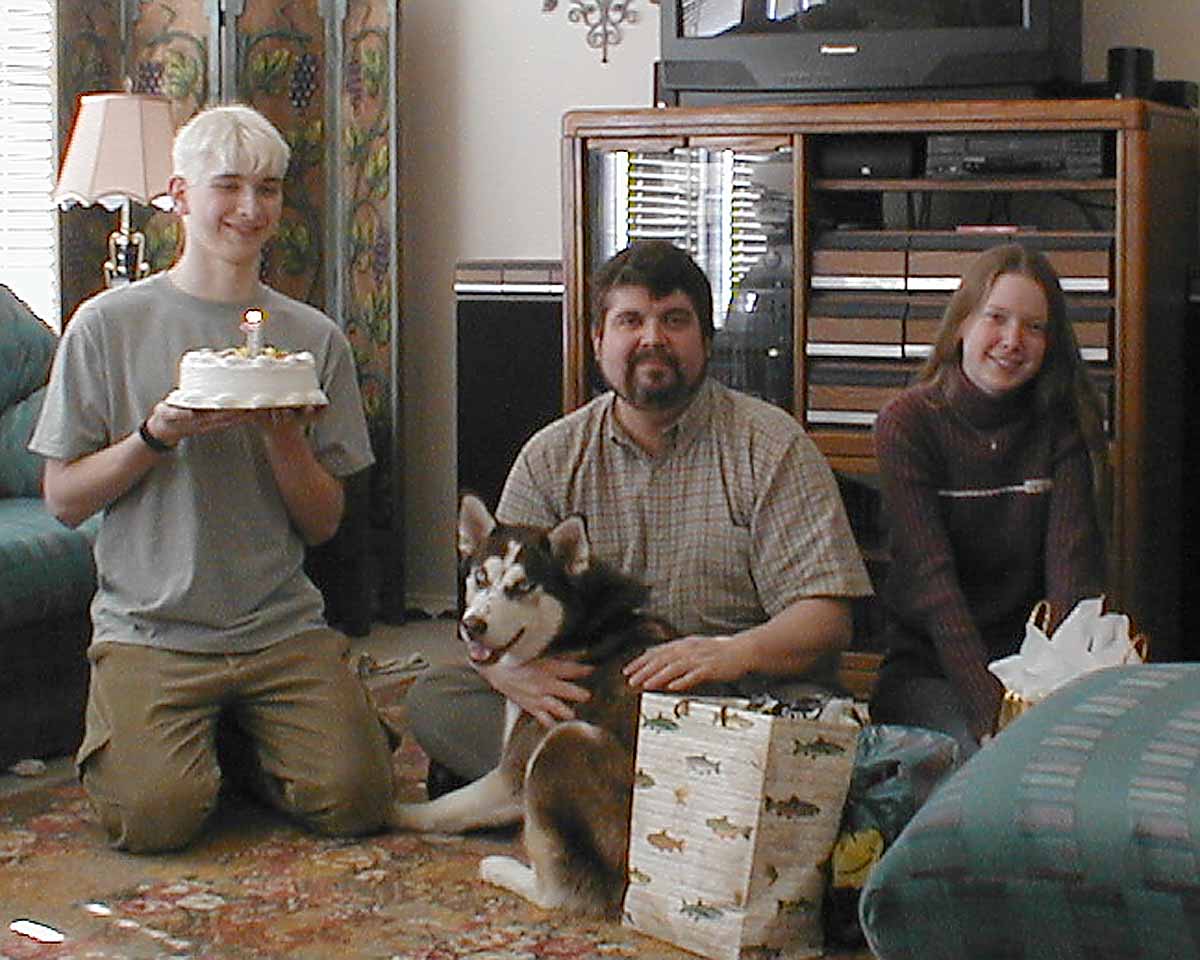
[590,241,714,340]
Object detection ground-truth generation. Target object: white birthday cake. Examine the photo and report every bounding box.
[166,308,328,409]
[166,346,328,409]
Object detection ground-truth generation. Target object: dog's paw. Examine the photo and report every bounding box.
[479,855,532,890]
[479,855,560,907]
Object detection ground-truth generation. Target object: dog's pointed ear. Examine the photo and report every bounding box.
[458,494,496,559]
[547,514,590,577]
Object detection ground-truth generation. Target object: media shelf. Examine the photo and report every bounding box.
[561,98,1198,657]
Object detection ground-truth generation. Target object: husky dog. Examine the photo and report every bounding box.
[390,494,671,916]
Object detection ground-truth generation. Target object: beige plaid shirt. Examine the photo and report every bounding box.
[497,378,872,638]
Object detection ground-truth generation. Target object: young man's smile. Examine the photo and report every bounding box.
[172,172,284,268]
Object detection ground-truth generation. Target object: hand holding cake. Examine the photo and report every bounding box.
[140,401,254,452]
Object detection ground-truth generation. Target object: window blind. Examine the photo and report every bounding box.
[0,0,57,328]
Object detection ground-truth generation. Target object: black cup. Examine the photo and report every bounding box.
[1108,47,1155,99]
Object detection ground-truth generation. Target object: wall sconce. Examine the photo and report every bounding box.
[53,92,176,288]
[543,0,655,63]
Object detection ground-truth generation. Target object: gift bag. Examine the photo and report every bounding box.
[989,597,1149,733]
[623,692,859,960]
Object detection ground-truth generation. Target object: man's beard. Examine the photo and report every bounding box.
[612,346,705,411]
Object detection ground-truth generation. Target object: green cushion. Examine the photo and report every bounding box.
[0,284,57,410]
[0,387,46,497]
[0,500,98,629]
[859,663,1200,960]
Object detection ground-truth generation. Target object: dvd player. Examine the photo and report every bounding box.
[926,131,1107,179]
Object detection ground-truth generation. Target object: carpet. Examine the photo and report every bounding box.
[0,715,873,959]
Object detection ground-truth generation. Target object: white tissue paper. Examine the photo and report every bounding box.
[987,597,1142,701]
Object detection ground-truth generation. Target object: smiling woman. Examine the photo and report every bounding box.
[0,0,59,328]
[868,243,1108,760]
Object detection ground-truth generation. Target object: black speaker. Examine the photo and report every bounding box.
[1107,46,1155,100]
[815,135,918,179]
[1184,267,1200,660]
[455,261,564,513]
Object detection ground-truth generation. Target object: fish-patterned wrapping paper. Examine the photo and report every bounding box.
[623,693,859,960]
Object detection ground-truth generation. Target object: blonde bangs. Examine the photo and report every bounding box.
[172,104,290,184]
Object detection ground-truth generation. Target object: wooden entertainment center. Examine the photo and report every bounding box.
[559,97,1198,658]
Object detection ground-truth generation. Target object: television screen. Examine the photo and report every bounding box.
[659,0,1080,104]
[682,0,1025,37]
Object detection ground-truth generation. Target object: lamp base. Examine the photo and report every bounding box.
[104,227,149,288]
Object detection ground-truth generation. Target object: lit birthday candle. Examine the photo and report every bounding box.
[240,308,267,356]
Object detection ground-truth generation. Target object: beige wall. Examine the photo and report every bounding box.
[401,0,1200,611]
[1081,0,1200,82]
[401,3,658,610]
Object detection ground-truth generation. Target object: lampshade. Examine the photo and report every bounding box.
[52,93,175,212]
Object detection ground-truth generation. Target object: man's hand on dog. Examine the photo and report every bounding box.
[478,657,594,727]
[623,635,740,691]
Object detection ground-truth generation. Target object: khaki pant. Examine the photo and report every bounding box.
[406,665,506,781]
[78,628,394,852]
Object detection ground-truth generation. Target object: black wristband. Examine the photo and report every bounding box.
[138,418,175,454]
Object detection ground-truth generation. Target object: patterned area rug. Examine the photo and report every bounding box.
[0,732,873,959]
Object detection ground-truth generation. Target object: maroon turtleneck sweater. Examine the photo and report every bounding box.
[873,363,1105,738]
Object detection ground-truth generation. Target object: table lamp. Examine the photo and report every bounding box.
[52,92,176,287]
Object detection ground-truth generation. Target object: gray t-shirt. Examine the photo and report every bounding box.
[29,273,374,654]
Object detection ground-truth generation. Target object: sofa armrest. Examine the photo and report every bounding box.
[0,284,57,411]
[0,386,46,498]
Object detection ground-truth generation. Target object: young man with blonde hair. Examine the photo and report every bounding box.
[30,104,394,851]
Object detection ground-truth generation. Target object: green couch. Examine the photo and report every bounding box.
[0,285,97,768]
[859,663,1200,960]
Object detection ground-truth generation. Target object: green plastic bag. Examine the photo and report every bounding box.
[825,724,959,947]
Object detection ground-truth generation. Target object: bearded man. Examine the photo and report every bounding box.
[408,241,872,793]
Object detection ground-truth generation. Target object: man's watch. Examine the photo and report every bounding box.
[138,417,175,454]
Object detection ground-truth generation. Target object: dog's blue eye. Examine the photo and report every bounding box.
[505,581,531,597]
[473,569,488,587]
